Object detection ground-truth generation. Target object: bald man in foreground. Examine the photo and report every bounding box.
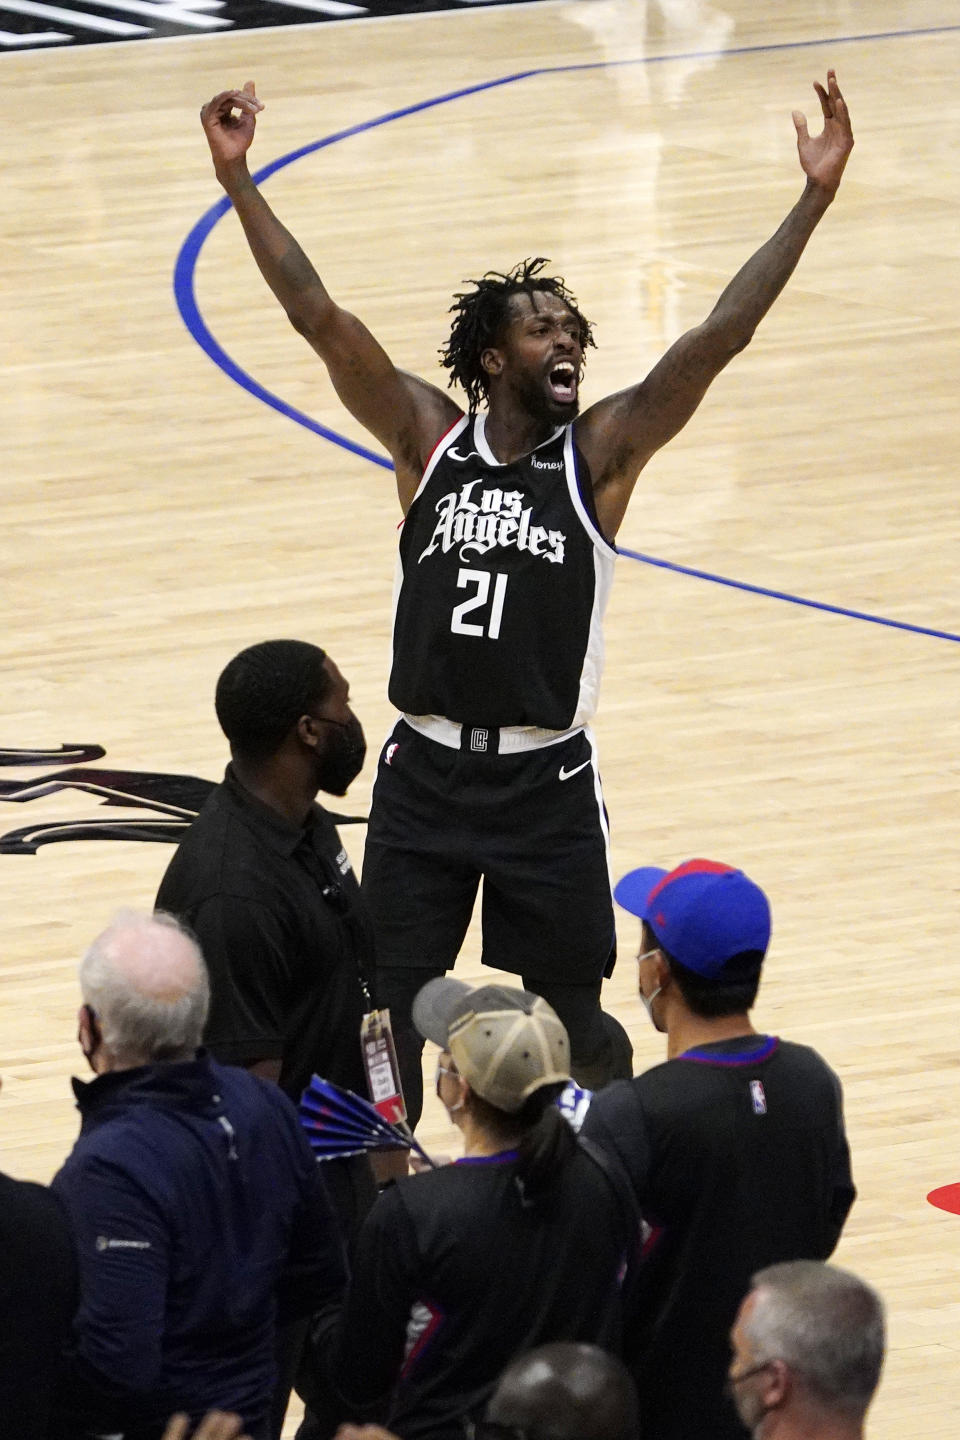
[50,910,347,1440]
[487,1344,639,1440]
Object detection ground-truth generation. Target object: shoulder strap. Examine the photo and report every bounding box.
[578,1133,644,1240]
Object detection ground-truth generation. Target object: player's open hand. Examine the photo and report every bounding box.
[200,81,264,179]
[792,69,853,196]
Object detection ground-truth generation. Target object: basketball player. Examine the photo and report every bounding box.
[199,71,853,1122]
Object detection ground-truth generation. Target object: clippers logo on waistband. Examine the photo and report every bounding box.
[418,480,566,565]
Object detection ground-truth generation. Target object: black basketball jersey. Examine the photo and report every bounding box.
[389,413,618,730]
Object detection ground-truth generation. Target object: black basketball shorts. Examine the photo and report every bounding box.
[361,718,616,985]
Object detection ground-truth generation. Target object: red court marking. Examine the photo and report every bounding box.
[927,1183,960,1215]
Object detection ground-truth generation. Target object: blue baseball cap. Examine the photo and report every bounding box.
[613,859,771,978]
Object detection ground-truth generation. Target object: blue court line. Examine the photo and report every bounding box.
[173,21,960,637]
[618,549,960,645]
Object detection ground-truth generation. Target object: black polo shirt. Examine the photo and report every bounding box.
[156,766,372,1105]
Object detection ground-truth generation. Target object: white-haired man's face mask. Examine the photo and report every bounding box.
[77,1003,105,1074]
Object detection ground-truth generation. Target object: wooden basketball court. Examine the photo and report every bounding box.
[2,0,959,1432]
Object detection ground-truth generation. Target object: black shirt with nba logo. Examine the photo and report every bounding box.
[389,413,617,731]
[582,1034,856,1440]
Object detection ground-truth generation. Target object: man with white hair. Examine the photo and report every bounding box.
[727,1261,885,1440]
[50,910,347,1440]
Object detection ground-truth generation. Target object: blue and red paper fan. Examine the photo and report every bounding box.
[299,1075,435,1167]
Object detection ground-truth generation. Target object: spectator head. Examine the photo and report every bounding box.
[614,859,771,1028]
[213,639,365,796]
[413,979,575,1202]
[413,978,570,1116]
[484,1342,639,1440]
[728,1261,885,1436]
[78,909,210,1072]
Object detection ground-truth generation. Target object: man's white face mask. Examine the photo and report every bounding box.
[636,947,663,1030]
[640,983,662,1026]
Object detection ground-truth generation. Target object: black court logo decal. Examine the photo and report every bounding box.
[0,0,550,52]
[0,746,362,854]
[0,745,107,766]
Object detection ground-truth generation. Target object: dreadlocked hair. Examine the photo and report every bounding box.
[439,257,595,410]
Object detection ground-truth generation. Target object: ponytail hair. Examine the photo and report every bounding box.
[514,1082,577,1205]
[464,1080,576,1205]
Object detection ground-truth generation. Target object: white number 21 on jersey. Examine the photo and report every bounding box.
[450,569,508,640]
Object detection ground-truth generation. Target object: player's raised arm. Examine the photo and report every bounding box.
[200,83,461,508]
[577,70,854,539]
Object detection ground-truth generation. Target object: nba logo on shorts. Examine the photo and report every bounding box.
[470,728,489,753]
[749,1080,767,1115]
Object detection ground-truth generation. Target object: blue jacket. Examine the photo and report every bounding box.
[52,1052,346,1438]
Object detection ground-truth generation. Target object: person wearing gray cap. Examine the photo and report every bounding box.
[301,979,638,1440]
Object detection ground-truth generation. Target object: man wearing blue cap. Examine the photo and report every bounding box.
[581,858,855,1440]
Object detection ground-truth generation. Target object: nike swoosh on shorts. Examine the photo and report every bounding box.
[558,760,591,782]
